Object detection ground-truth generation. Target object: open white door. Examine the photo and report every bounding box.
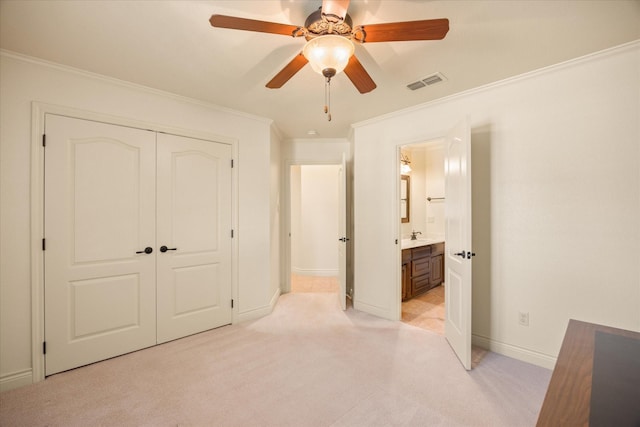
[337,154,348,310]
[444,118,473,370]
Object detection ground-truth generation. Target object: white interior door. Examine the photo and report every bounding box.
[44,115,157,375]
[156,133,233,343]
[338,154,347,310]
[444,118,473,370]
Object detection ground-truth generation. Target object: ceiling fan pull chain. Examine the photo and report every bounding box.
[324,79,328,114]
[325,76,332,121]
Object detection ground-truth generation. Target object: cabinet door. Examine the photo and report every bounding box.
[430,253,444,286]
[411,274,432,296]
[44,115,157,375]
[401,249,411,300]
[402,261,414,301]
[411,256,430,277]
[156,133,233,343]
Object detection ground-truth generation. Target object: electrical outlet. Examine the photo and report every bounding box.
[518,311,529,326]
[427,216,435,223]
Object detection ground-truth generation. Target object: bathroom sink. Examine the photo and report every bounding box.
[401,237,445,249]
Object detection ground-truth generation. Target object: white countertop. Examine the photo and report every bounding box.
[401,238,445,250]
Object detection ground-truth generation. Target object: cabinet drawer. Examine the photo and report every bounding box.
[431,242,445,255]
[411,257,430,277]
[412,245,431,259]
[412,274,431,296]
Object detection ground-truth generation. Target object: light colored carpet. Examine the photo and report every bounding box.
[0,293,551,426]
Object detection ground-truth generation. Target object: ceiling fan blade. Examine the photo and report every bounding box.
[210,15,302,37]
[354,18,449,43]
[322,0,350,22]
[266,53,309,89]
[343,55,376,94]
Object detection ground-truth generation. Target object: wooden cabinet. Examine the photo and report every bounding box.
[402,242,445,301]
[429,243,444,287]
[401,249,412,301]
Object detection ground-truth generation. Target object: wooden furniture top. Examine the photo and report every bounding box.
[536,319,640,427]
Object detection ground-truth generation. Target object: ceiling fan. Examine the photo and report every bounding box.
[209,0,449,95]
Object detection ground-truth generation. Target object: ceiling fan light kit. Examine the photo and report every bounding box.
[209,0,449,120]
[303,34,355,122]
[303,35,354,76]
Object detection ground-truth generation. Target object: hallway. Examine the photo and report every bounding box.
[290,273,339,294]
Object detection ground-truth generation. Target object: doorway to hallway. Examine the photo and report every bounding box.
[290,274,339,293]
[289,164,341,296]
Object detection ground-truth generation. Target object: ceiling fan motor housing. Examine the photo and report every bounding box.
[304,7,353,39]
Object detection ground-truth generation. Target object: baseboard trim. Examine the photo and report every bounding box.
[237,287,281,323]
[353,300,396,321]
[0,369,33,392]
[291,268,338,277]
[269,287,281,311]
[472,334,557,370]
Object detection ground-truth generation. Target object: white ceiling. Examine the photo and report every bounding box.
[1,0,638,139]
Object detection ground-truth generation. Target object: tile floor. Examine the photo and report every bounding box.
[401,285,445,335]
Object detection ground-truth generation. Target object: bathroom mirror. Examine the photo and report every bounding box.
[401,175,410,223]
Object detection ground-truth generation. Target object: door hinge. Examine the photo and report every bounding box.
[42,238,46,251]
[231,299,234,309]
[231,159,234,168]
[43,341,47,355]
[231,229,234,238]
[42,134,46,147]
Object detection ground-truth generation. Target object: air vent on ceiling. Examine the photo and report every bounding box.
[407,72,447,91]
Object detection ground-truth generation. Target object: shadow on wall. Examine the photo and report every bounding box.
[471,124,493,340]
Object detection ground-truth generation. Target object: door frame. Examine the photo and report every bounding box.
[30,102,239,383]
[396,137,446,319]
[282,159,350,297]
[393,130,457,319]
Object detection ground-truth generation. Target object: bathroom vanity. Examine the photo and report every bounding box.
[401,240,445,301]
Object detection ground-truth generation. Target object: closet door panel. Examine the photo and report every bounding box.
[44,115,157,376]
[156,133,232,343]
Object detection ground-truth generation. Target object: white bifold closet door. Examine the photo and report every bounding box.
[44,115,232,376]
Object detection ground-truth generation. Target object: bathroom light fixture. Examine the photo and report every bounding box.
[400,154,412,174]
[302,35,355,121]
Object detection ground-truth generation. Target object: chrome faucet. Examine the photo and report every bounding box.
[410,230,422,240]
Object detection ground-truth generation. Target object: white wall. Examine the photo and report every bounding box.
[410,148,427,239]
[425,145,446,241]
[290,165,303,275]
[401,144,446,241]
[0,52,279,390]
[291,165,340,276]
[400,149,427,239]
[353,42,640,368]
[269,127,283,308]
